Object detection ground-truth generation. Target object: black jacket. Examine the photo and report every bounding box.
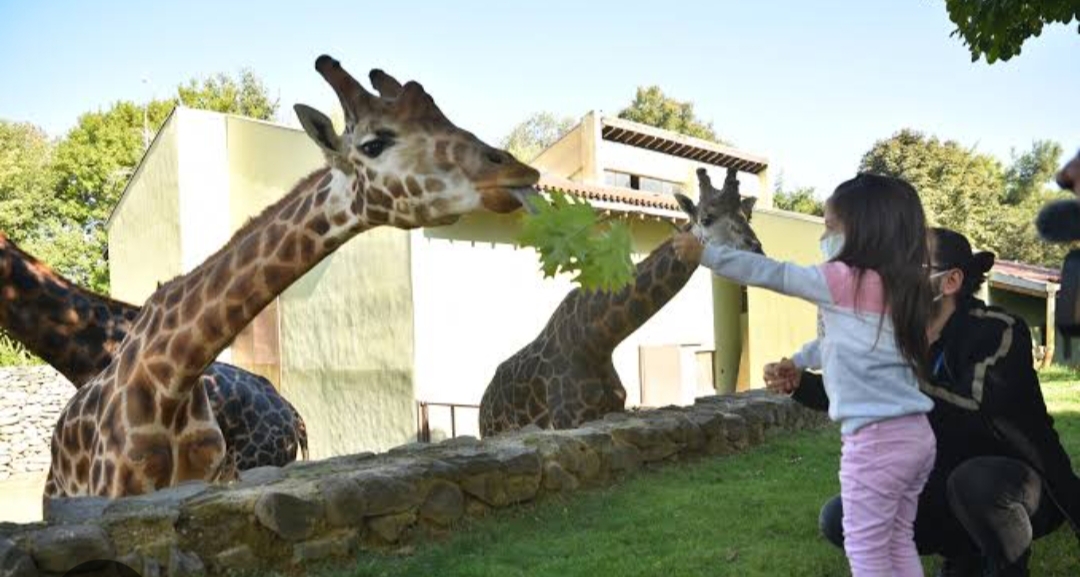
[793,296,1080,543]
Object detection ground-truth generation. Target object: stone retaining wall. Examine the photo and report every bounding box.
[0,367,72,480]
[0,390,832,577]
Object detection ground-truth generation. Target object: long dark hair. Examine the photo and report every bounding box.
[829,173,932,382]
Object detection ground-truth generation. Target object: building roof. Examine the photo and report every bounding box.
[989,259,1061,297]
[537,175,686,217]
[600,116,769,175]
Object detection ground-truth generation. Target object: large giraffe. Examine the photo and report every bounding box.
[45,54,540,499]
[479,168,761,436]
[0,233,308,469]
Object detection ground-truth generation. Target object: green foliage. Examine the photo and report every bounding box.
[0,120,56,244]
[517,191,636,293]
[618,86,727,145]
[4,70,281,294]
[1004,140,1064,205]
[176,69,279,122]
[772,175,823,217]
[859,129,1071,268]
[944,0,1080,63]
[0,332,42,366]
[500,112,576,163]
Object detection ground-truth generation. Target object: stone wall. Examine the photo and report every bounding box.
[0,390,832,577]
[0,367,72,480]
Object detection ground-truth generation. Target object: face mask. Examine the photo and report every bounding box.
[929,270,949,302]
[820,233,844,261]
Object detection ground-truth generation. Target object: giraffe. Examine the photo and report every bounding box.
[44,54,540,499]
[479,167,761,436]
[0,233,308,469]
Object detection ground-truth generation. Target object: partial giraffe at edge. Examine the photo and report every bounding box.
[479,167,762,436]
[44,54,540,500]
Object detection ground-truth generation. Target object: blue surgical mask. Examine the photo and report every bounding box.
[820,233,844,261]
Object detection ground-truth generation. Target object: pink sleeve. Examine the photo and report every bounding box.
[820,262,887,314]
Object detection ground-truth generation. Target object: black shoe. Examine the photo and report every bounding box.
[934,555,983,577]
[982,549,1030,577]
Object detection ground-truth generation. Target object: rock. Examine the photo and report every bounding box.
[237,466,285,487]
[367,511,417,543]
[168,546,206,577]
[440,436,480,448]
[541,461,579,493]
[27,525,114,573]
[214,545,259,571]
[419,481,464,527]
[291,530,357,564]
[319,473,421,527]
[253,491,324,542]
[0,538,35,577]
[44,496,110,526]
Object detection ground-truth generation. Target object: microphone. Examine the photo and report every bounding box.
[1035,199,1080,242]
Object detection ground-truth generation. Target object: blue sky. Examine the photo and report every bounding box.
[1,1,1077,197]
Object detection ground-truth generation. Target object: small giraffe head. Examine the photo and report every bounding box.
[293,55,540,227]
[675,167,763,253]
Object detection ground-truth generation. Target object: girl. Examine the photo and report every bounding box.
[673,173,937,577]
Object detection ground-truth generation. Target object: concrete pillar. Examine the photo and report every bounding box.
[712,277,743,394]
[756,167,773,209]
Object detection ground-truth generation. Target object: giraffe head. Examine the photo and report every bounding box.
[675,167,763,254]
[293,55,541,227]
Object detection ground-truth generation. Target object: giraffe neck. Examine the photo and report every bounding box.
[575,239,696,353]
[131,166,377,396]
[0,235,138,386]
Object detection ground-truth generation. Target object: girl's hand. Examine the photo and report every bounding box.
[764,358,800,395]
[672,232,704,265]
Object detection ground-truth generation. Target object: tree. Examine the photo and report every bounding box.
[0,120,56,243]
[46,69,279,293]
[859,129,1070,268]
[774,186,824,217]
[177,69,279,122]
[500,112,576,163]
[944,0,1080,63]
[1004,140,1064,205]
[618,86,727,144]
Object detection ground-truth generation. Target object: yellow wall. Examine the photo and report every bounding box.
[225,117,416,458]
[107,111,183,305]
[743,208,825,389]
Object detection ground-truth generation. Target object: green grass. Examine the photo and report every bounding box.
[324,379,1080,577]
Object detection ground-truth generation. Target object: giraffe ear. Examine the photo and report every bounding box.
[294,104,342,153]
[674,192,697,219]
[740,196,757,221]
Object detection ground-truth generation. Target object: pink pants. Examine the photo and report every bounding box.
[840,413,936,577]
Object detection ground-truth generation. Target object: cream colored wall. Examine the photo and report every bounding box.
[225,117,416,458]
[598,141,766,200]
[531,124,583,178]
[176,108,231,273]
[107,112,183,305]
[410,214,716,439]
[743,209,825,389]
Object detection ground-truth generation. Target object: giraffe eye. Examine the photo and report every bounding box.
[359,138,389,158]
[700,216,715,227]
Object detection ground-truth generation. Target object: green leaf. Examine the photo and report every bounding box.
[517,190,636,293]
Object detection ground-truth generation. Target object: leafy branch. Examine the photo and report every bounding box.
[517,191,636,293]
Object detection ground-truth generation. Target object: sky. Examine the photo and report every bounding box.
[1,0,1077,197]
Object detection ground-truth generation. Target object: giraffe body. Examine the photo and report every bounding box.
[0,233,308,469]
[45,55,539,499]
[479,168,761,435]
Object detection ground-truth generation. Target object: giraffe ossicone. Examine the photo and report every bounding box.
[45,54,540,500]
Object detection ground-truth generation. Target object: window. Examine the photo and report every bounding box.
[603,170,683,196]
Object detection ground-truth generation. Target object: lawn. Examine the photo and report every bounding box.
[325,374,1080,577]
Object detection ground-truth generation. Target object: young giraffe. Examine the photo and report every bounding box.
[0,233,308,469]
[45,54,540,499]
[479,168,761,436]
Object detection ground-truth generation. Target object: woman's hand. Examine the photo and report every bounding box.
[764,358,800,395]
[672,232,704,265]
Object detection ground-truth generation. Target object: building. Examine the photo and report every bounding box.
[106,106,825,458]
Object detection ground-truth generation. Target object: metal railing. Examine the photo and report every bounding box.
[415,401,480,443]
